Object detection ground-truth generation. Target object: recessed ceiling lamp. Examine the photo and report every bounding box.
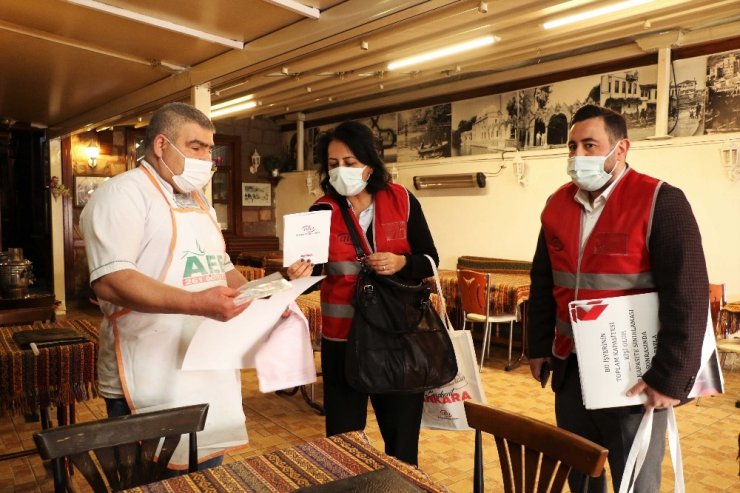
[387,35,497,71]
[210,94,257,118]
[543,0,655,30]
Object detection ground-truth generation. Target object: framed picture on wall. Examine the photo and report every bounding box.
[242,182,271,206]
[74,175,109,207]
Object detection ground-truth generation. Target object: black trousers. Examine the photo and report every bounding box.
[321,338,424,466]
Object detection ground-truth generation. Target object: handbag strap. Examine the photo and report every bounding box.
[337,201,368,260]
[425,254,455,333]
[339,202,454,333]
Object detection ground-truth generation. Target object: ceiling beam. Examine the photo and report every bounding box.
[0,19,186,72]
[262,0,320,19]
[49,0,461,137]
[63,0,245,49]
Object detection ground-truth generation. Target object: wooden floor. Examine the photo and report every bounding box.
[1,307,739,492]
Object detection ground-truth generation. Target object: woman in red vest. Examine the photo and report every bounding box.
[290,121,439,465]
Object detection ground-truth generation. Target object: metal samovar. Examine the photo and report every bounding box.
[0,248,34,299]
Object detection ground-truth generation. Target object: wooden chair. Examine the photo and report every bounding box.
[235,264,266,282]
[709,282,726,336]
[33,403,209,493]
[711,282,740,370]
[457,269,517,371]
[464,401,608,493]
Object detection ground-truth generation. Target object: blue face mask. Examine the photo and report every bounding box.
[567,141,621,191]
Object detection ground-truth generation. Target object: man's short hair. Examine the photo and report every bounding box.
[144,102,215,151]
[571,104,628,144]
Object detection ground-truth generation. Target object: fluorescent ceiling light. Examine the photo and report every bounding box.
[65,0,244,49]
[211,94,254,111]
[387,35,497,71]
[543,0,655,30]
[210,101,258,119]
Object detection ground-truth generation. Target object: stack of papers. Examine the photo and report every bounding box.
[234,272,292,305]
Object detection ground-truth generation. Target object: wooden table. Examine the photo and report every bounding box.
[0,319,98,460]
[436,269,530,370]
[0,292,56,325]
[124,431,447,492]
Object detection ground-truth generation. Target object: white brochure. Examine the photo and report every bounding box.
[282,210,331,266]
[569,292,723,410]
[182,275,324,370]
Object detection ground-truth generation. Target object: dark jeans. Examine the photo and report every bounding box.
[103,397,223,474]
[320,338,424,466]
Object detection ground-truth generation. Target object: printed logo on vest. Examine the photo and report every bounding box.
[381,221,407,241]
[181,242,227,286]
[591,232,628,256]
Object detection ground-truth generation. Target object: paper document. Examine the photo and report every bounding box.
[283,210,331,266]
[182,275,324,370]
[569,292,723,410]
[234,272,292,305]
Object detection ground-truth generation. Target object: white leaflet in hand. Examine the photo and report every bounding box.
[282,210,331,266]
[234,272,292,305]
[182,275,324,370]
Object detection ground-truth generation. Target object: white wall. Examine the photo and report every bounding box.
[275,134,740,299]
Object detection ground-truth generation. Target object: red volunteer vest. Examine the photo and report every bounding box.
[541,168,662,358]
[316,183,412,340]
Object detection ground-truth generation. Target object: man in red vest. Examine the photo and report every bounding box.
[527,104,708,492]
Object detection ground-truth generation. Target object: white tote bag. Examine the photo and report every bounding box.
[618,407,684,493]
[421,256,487,431]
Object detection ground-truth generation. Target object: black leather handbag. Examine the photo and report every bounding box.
[339,204,457,394]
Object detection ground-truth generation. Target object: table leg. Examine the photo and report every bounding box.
[505,306,528,372]
[40,406,52,429]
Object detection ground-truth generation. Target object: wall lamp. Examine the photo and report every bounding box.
[413,172,486,190]
[306,172,322,196]
[719,140,739,182]
[85,145,100,168]
[250,148,261,174]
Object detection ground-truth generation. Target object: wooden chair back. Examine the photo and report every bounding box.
[33,403,209,493]
[235,264,266,282]
[464,401,608,493]
[709,283,726,336]
[457,269,491,319]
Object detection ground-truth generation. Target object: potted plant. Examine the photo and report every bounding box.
[262,155,283,177]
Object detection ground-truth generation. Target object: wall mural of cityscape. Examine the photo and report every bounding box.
[281,48,740,169]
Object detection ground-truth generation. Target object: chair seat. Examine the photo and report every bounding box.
[716,338,740,352]
[465,313,517,323]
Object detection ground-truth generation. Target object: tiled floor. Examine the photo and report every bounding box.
[1,308,738,492]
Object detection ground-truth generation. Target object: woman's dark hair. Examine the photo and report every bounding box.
[316,121,391,196]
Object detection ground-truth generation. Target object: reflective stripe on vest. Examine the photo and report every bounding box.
[552,271,656,291]
[325,261,362,276]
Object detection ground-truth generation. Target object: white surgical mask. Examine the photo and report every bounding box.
[329,166,368,196]
[160,137,213,193]
[567,140,621,192]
